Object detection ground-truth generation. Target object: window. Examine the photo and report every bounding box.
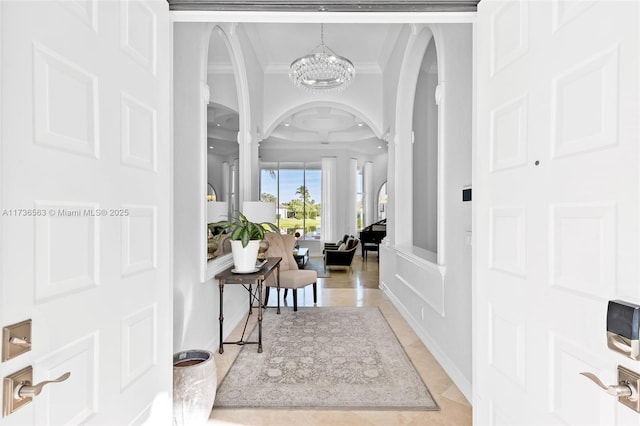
[260,162,322,240]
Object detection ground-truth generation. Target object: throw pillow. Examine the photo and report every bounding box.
[345,238,356,250]
[337,243,346,251]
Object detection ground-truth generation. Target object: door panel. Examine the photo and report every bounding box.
[1,1,171,424]
[475,1,639,425]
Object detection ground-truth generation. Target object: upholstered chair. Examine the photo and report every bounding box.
[324,238,359,273]
[264,232,317,311]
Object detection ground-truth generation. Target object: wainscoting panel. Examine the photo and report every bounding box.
[380,245,471,401]
[34,201,99,301]
[396,253,444,316]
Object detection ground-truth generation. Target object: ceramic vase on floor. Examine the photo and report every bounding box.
[173,350,216,426]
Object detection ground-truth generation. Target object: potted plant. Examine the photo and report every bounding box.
[212,212,278,273]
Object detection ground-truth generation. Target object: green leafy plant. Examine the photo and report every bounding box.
[212,212,279,248]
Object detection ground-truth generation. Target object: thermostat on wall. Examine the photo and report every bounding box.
[462,187,472,202]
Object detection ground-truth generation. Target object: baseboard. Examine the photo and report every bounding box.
[380,280,472,403]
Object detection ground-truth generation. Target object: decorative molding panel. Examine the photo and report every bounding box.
[121,304,158,389]
[120,0,157,74]
[548,333,614,424]
[34,333,98,425]
[396,254,444,316]
[58,0,98,32]
[549,203,616,300]
[490,0,529,76]
[551,0,597,33]
[490,94,528,172]
[122,205,157,277]
[489,207,526,277]
[551,46,619,159]
[121,92,157,171]
[34,201,99,301]
[33,42,99,158]
[488,304,526,387]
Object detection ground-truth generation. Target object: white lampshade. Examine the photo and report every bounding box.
[241,201,276,224]
[207,201,228,224]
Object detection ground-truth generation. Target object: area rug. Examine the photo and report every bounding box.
[304,257,330,278]
[214,307,439,410]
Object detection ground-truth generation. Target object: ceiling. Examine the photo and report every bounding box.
[207,22,401,155]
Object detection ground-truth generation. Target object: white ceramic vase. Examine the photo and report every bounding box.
[173,350,216,426]
[231,239,260,272]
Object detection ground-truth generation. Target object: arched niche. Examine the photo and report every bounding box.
[201,23,252,280]
[393,24,446,266]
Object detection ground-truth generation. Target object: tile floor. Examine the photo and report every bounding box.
[209,255,472,426]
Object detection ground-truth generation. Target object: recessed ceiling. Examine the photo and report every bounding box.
[207,22,401,155]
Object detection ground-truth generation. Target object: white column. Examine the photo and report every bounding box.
[347,158,358,236]
[321,157,337,242]
[363,161,373,226]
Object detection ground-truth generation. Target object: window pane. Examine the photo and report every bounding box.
[259,162,324,240]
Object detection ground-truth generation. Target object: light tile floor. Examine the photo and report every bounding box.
[209,255,472,426]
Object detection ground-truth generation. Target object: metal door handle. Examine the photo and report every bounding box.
[14,372,71,400]
[8,337,31,348]
[580,372,637,401]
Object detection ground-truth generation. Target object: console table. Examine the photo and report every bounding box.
[215,256,281,354]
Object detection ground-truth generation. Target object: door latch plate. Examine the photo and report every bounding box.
[3,366,33,417]
[618,365,640,413]
[2,319,32,362]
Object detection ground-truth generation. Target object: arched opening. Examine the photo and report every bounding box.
[412,39,438,256]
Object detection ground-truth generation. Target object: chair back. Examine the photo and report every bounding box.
[265,232,298,271]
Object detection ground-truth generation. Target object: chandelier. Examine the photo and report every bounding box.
[289,23,355,92]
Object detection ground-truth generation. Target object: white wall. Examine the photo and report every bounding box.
[174,23,249,353]
[381,23,473,400]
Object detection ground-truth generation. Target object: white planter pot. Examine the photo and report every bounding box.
[231,239,260,272]
[173,350,216,426]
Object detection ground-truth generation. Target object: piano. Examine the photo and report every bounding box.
[358,219,386,260]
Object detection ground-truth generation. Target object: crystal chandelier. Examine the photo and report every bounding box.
[289,24,355,92]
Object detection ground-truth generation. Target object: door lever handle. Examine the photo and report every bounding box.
[14,372,71,400]
[580,372,637,401]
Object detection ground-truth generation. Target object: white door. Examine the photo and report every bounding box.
[1,1,171,425]
[475,0,640,425]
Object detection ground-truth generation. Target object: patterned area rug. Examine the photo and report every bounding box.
[214,307,439,410]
